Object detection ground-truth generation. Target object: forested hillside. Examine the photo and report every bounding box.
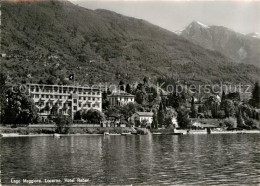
[1,0,260,85]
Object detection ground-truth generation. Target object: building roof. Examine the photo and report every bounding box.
[26,83,100,90]
[108,91,135,97]
[136,112,153,117]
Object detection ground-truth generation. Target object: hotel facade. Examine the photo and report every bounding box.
[26,84,102,119]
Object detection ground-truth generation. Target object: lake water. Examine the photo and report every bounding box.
[1,134,260,184]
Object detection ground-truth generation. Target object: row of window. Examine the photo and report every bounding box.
[30,88,100,95]
[109,97,134,101]
[37,102,100,108]
[32,94,100,101]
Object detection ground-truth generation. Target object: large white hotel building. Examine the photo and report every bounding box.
[27,84,102,119]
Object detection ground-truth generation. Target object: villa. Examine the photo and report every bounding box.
[107,91,135,107]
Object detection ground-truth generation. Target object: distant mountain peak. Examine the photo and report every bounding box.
[174,21,210,35]
[189,21,210,29]
[180,21,260,67]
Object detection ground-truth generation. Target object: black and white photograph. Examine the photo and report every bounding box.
[0,0,259,185]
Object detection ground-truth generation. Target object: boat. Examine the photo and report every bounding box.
[104,132,110,135]
[152,132,162,135]
[53,133,61,138]
[121,132,132,136]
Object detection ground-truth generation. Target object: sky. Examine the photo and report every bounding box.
[71,1,260,34]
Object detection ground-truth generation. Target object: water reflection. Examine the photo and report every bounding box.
[1,134,260,184]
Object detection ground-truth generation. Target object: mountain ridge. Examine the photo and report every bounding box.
[179,21,260,67]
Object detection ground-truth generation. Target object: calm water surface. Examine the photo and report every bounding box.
[1,134,260,184]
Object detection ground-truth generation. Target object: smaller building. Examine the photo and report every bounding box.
[107,91,135,107]
[135,112,154,125]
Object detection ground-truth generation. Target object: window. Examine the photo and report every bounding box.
[73,106,77,110]
[73,99,77,103]
[79,103,81,107]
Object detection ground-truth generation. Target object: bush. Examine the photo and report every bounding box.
[245,118,260,129]
[224,117,237,129]
[54,114,72,134]
[216,111,225,119]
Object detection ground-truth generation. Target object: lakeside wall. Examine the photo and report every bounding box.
[0,125,135,135]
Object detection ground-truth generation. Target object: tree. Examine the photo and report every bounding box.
[150,87,160,105]
[0,73,7,123]
[74,110,82,120]
[46,76,56,85]
[222,99,236,118]
[190,96,198,118]
[151,110,158,129]
[164,108,177,128]
[220,90,226,110]
[226,92,240,102]
[135,89,148,105]
[119,103,143,119]
[143,77,148,85]
[3,87,39,125]
[168,93,183,109]
[82,109,105,124]
[157,102,165,128]
[102,92,110,111]
[221,90,226,102]
[119,80,125,91]
[126,84,131,94]
[54,114,72,134]
[177,106,191,129]
[250,82,260,108]
[236,109,245,128]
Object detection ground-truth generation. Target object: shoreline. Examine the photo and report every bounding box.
[1,130,259,138]
[0,133,122,138]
